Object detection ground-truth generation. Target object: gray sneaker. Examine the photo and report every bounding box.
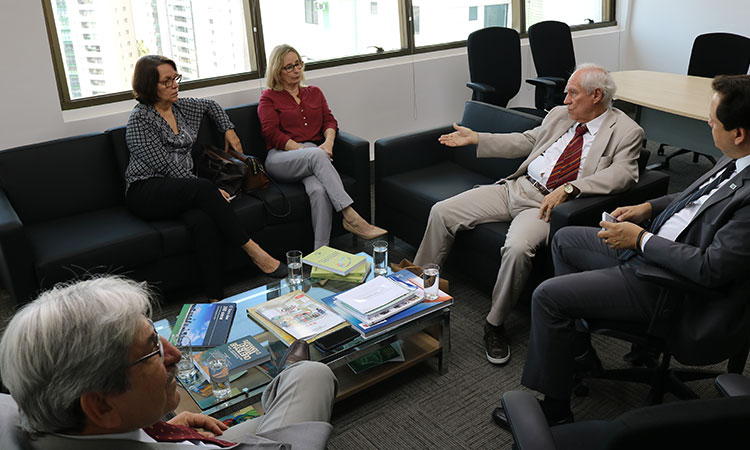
[484,323,510,365]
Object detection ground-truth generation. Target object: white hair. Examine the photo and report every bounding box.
[574,63,617,105]
[0,276,153,435]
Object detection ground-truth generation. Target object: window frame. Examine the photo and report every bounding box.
[42,0,616,110]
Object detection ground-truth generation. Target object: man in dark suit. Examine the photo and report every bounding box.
[0,276,337,450]
[493,74,750,428]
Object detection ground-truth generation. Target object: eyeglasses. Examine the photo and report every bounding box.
[282,62,304,73]
[161,74,182,88]
[127,319,164,367]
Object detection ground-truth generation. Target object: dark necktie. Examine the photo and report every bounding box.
[143,420,236,447]
[546,124,588,190]
[649,160,736,234]
[619,160,736,262]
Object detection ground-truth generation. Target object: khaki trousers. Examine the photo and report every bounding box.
[413,176,549,326]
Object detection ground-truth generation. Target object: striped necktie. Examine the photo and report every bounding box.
[143,420,236,447]
[546,124,588,190]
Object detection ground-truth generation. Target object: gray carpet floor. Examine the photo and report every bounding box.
[0,141,741,449]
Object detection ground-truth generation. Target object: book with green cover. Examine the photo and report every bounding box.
[311,262,371,283]
[302,246,367,276]
[192,335,270,381]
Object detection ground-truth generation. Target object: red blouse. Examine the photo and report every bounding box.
[258,86,338,151]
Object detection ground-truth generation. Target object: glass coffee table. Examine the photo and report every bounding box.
[174,256,451,418]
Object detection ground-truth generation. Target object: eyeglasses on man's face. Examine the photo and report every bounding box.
[282,62,303,73]
[161,74,182,88]
[127,319,164,368]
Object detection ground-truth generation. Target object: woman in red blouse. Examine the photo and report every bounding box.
[258,44,386,249]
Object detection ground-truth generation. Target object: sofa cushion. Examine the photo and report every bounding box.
[0,133,123,225]
[26,207,161,287]
[378,161,496,222]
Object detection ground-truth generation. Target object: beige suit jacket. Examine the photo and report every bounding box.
[476,105,644,196]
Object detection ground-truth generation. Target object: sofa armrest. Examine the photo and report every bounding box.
[0,189,36,305]
[333,131,372,221]
[501,391,555,450]
[374,125,454,179]
[548,170,670,239]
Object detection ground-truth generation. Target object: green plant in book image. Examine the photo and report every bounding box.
[348,341,404,374]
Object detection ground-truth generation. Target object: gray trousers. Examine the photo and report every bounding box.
[413,176,549,327]
[265,145,353,250]
[221,360,338,440]
[521,226,658,399]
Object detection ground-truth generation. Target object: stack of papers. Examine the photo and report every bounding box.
[335,276,419,324]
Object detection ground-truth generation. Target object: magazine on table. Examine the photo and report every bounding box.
[254,290,345,340]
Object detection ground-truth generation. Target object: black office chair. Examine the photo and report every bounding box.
[526,21,576,112]
[501,390,750,449]
[657,32,750,168]
[465,27,545,117]
[574,265,750,405]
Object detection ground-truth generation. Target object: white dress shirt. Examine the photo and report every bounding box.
[527,109,609,186]
[640,154,750,251]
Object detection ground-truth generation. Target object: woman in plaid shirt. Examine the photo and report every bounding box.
[124,55,287,301]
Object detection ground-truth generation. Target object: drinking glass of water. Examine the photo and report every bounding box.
[422,263,440,300]
[372,240,388,276]
[175,336,198,386]
[286,250,303,284]
[208,356,231,400]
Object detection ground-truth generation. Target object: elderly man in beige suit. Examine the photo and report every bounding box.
[413,63,644,365]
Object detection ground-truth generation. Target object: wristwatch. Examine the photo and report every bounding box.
[563,183,579,197]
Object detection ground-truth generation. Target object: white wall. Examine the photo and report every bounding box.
[617,0,750,73]
[4,1,746,154]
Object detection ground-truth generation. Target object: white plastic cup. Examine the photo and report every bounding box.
[422,263,440,300]
[372,240,388,276]
[286,250,303,284]
[208,356,231,400]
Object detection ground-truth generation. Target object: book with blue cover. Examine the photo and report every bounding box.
[169,303,236,348]
[319,270,453,339]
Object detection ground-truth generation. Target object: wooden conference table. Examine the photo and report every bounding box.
[610,70,718,167]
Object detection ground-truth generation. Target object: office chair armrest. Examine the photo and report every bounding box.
[634,265,714,298]
[525,76,566,88]
[715,373,750,397]
[501,391,555,450]
[466,82,496,94]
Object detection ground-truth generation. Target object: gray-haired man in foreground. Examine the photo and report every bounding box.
[0,276,337,450]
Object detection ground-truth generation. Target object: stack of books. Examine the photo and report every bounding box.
[302,246,367,276]
[334,276,420,325]
[192,335,271,381]
[320,270,453,339]
[311,261,371,283]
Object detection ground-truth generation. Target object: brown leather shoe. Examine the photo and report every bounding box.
[278,339,310,369]
[342,219,388,240]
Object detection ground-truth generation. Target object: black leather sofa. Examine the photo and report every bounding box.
[0,102,370,305]
[375,100,670,294]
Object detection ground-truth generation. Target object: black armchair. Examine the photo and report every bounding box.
[574,264,750,405]
[465,27,545,117]
[656,32,750,169]
[525,21,576,112]
[501,389,750,449]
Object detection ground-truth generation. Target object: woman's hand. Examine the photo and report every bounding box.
[438,123,478,147]
[168,411,228,438]
[284,139,303,151]
[218,188,232,202]
[319,140,334,161]
[611,203,653,224]
[224,129,242,154]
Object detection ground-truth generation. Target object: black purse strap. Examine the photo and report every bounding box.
[251,161,292,218]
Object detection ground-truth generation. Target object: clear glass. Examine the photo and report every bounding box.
[47,0,253,101]
[286,250,303,284]
[372,240,388,276]
[422,263,440,300]
[525,0,605,29]
[259,0,404,64]
[412,0,514,48]
[176,335,198,385]
[208,356,232,400]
